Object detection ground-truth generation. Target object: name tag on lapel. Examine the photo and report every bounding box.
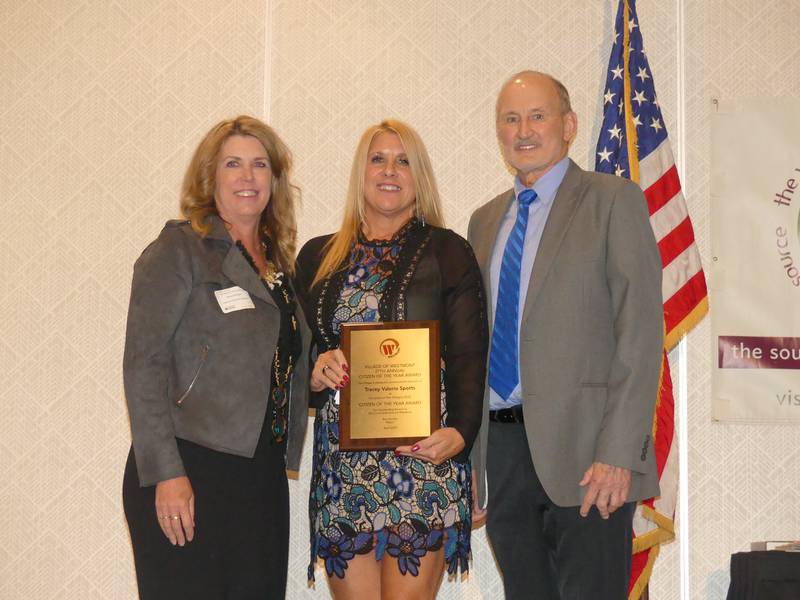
[214,286,255,313]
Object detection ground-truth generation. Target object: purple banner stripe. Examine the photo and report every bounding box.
[718,336,800,369]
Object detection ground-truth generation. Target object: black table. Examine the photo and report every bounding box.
[727,551,800,600]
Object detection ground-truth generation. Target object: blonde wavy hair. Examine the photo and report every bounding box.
[311,119,444,287]
[180,115,298,275]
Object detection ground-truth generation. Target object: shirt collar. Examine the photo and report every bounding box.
[513,156,570,207]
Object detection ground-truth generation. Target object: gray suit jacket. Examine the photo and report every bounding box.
[468,159,663,508]
[124,217,310,486]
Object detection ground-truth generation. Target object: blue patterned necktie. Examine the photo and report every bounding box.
[489,189,538,400]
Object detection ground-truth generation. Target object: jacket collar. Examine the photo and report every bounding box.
[476,189,515,277]
[204,214,277,308]
[520,158,584,326]
[205,213,233,242]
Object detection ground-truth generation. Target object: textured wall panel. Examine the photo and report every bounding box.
[0,1,266,598]
[682,1,800,598]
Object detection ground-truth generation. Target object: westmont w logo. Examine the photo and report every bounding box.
[380,338,400,357]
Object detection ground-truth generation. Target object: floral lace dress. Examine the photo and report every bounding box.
[307,221,472,581]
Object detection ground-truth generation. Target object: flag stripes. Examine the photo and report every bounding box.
[593,1,708,598]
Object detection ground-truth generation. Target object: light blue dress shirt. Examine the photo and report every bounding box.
[489,157,570,410]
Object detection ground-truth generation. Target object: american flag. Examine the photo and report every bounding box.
[594,1,708,597]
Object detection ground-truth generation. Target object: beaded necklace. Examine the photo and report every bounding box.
[236,239,297,443]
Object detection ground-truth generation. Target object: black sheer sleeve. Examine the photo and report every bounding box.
[294,234,334,409]
[294,235,330,325]
[434,230,489,461]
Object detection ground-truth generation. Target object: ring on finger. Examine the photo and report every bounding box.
[321,365,328,374]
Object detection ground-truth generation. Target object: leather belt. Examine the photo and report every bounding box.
[489,406,524,423]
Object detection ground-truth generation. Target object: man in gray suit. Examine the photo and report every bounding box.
[469,71,664,599]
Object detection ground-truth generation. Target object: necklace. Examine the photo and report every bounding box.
[235,240,283,289]
[269,282,296,443]
[235,237,296,443]
[270,335,294,442]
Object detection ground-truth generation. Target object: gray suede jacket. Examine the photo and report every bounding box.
[123,216,310,486]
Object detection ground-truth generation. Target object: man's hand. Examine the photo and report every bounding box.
[578,461,631,519]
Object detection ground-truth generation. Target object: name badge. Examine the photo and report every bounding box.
[214,286,255,313]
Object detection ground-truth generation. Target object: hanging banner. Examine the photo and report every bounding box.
[711,98,800,422]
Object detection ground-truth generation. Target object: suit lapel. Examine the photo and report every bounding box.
[207,215,277,308]
[475,189,515,274]
[221,248,276,307]
[475,189,515,327]
[520,160,584,326]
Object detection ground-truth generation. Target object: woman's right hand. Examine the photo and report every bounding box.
[310,348,349,392]
[155,476,195,546]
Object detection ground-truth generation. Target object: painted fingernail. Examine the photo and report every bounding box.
[343,375,349,383]
[394,450,401,457]
[411,444,420,452]
[342,364,349,372]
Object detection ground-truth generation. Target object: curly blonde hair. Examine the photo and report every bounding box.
[311,119,444,287]
[180,115,298,275]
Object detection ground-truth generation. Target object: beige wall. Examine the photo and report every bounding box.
[682,1,800,597]
[1,1,798,598]
[0,1,267,597]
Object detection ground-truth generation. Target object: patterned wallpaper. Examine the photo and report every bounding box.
[0,1,267,598]
[683,1,800,598]
[1,0,799,599]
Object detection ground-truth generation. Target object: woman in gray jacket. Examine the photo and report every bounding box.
[122,116,309,599]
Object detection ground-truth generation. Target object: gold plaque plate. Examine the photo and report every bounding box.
[339,320,440,450]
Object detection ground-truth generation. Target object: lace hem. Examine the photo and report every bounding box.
[308,521,471,581]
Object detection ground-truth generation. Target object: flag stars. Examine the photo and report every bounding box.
[633,89,647,106]
[604,89,616,104]
[618,99,624,114]
[629,19,638,32]
[650,117,663,132]
[615,164,626,177]
[608,124,623,140]
[632,113,643,128]
[636,67,650,82]
[597,147,613,163]
[611,65,624,80]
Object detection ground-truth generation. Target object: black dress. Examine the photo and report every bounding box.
[295,219,488,582]
[122,242,301,600]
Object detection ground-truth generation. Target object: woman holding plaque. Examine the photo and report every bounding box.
[295,119,488,599]
[122,116,309,599]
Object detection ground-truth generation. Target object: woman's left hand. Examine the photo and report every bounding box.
[395,427,465,465]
